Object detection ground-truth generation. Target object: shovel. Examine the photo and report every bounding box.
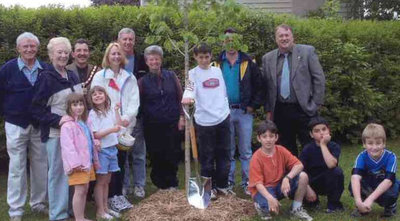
[184,106,212,209]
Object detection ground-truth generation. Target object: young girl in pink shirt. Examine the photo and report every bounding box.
[60,93,100,221]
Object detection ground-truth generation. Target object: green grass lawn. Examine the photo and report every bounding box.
[1,140,400,220]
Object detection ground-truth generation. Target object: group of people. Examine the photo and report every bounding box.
[0,23,398,221]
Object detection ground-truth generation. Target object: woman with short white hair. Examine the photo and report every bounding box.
[139,45,184,190]
[32,37,83,221]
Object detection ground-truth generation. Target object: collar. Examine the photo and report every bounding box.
[17,57,42,71]
[277,46,294,57]
[103,68,131,80]
[222,51,241,64]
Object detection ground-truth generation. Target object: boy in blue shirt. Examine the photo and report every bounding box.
[300,116,344,213]
[349,123,399,218]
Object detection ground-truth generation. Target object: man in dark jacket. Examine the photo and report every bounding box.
[0,32,48,221]
[215,28,264,195]
[117,28,148,199]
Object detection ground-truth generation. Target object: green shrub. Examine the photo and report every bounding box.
[0,2,399,156]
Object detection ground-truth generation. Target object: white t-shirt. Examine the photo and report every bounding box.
[182,66,229,126]
[89,109,118,148]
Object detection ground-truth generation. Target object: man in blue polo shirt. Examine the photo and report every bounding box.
[215,28,264,195]
[0,32,48,221]
[117,28,148,199]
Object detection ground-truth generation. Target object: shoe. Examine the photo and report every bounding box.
[107,209,121,218]
[96,212,114,220]
[350,209,368,217]
[216,187,236,196]
[108,195,124,212]
[382,203,397,217]
[118,195,133,210]
[242,184,251,196]
[168,186,178,191]
[31,203,49,214]
[211,189,218,200]
[227,181,235,190]
[304,200,320,210]
[122,186,134,196]
[10,216,22,221]
[290,206,313,221]
[134,186,145,198]
[254,202,272,220]
[326,205,344,213]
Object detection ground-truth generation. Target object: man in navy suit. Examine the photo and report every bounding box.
[0,32,48,221]
[262,24,325,156]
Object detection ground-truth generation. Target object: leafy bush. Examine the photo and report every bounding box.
[0,2,399,161]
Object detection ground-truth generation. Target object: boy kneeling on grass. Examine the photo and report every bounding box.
[349,123,399,218]
[248,120,312,220]
[299,116,344,213]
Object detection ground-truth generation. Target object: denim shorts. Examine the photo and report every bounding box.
[253,174,300,213]
[97,146,120,174]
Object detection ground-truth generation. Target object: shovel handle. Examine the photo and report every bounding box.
[189,121,198,160]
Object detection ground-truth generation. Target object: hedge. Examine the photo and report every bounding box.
[0,2,399,161]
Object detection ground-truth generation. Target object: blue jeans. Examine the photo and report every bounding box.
[123,118,146,188]
[46,137,69,220]
[228,108,253,186]
[253,175,300,213]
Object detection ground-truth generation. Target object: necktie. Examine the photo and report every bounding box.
[280,53,290,99]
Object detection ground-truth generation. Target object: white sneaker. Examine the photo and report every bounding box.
[134,186,145,198]
[118,195,133,209]
[107,209,121,218]
[290,206,313,221]
[96,212,113,220]
[211,189,218,200]
[254,203,272,220]
[216,187,236,196]
[108,195,124,212]
[10,216,22,221]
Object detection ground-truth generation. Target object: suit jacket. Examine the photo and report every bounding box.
[262,44,325,117]
[66,62,100,87]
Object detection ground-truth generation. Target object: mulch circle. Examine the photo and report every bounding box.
[127,189,256,221]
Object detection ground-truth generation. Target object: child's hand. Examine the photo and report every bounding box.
[113,125,121,133]
[320,134,331,146]
[305,187,317,202]
[267,196,280,215]
[121,120,130,127]
[280,178,291,198]
[114,102,121,111]
[182,98,194,105]
[356,201,370,213]
[94,139,101,151]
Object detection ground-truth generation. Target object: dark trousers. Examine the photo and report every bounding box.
[308,167,344,209]
[195,116,231,189]
[144,121,181,189]
[108,150,126,197]
[349,177,400,208]
[274,102,313,156]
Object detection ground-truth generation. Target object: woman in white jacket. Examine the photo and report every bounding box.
[90,42,139,212]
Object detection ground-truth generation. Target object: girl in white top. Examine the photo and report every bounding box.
[90,42,136,212]
[88,85,122,220]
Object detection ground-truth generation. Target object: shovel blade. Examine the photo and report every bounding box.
[187,176,211,209]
